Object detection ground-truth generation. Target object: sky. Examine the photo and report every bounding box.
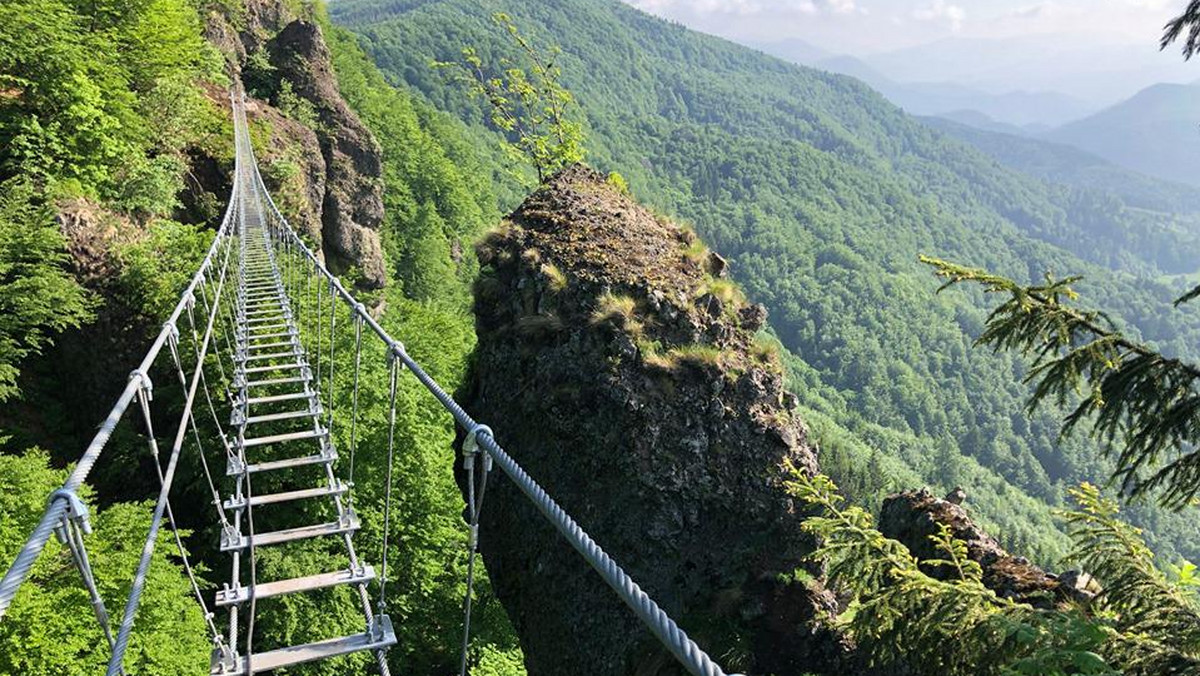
[620,0,1185,55]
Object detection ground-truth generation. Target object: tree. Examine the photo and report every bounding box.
[399,201,457,302]
[921,256,1200,509]
[1162,1,1200,59]
[0,450,210,675]
[435,12,585,184]
[0,178,91,402]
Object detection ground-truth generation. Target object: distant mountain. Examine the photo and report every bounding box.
[889,82,1092,128]
[752,37,829,66]
[864,36,1197,106]
[1044,82,1200,187]
[755,43,1094,128]
[934,110,1031,136]
[924,116,1200,214]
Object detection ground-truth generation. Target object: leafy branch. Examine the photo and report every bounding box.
[1062,483,1200,671]
[787,465,1118,676]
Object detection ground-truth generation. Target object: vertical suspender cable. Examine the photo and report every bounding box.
[377,353,399,619]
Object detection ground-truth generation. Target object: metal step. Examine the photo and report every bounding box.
[244,390,315,406]
[214,564,373,606]
[241,328,297,342]
[244,407,318,425]
[246,340,297,352]
[241,361,306,375]
[210,616,396,675]
[227,446,336,476]
[220,513,361,551]
[244,322,289,335]
[244,373,311,388]
[222,480,347,510]
[246,314,290,326]
[242,292,283,303]
[240,428,327,449]
[244,349,302,362]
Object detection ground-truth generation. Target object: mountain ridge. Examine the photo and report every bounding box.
[1044,81,1200,186]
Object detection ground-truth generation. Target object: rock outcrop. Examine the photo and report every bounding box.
[879,488,1094,608]
[267,20,386,288]
[204,3,387,288]
[459,165,848,675]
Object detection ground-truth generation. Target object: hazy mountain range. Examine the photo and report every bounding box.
[755,36,1200,187]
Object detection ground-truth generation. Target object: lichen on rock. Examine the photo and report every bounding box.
[459,165,848,675]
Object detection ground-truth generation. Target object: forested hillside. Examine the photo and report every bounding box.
[331,0,1200,564]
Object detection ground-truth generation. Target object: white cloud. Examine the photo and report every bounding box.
[913,0,966,31]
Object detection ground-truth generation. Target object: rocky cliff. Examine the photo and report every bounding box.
[459,166,848,675]
[205,1,387,287]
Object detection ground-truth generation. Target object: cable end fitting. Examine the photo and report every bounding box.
[129,369,153,400]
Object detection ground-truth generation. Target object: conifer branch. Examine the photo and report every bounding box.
[921,256,1200,508]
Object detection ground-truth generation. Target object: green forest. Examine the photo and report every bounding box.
[329,0,1200,565]
[3,0,1200,673]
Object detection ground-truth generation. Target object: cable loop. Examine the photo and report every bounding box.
[387,340,406,364]
[463,424,494,472]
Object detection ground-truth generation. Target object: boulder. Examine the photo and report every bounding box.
[879,488,1093,607]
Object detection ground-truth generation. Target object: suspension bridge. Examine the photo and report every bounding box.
[0,92,738,676]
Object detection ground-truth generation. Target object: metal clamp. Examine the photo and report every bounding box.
[210,638,238,674]
[463,424,494,473]
[49,488,92,542]
[387,340,406,364]
[129,369,154,400]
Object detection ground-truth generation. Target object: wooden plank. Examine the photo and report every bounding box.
[242,361,305,374]
[214,564,372,606]
[240,428,326,448]
[245,407,316,425]
[245,391,314,405]
[222,480,346,510]
[219,514,361,551]
[210,617,396,674]
[226,448,335,476]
